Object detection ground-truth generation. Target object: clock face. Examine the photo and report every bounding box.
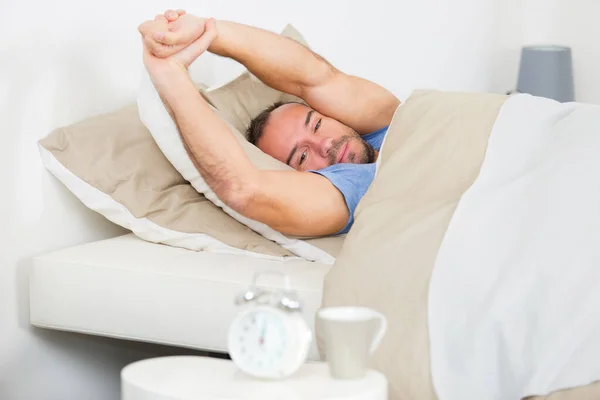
[229,308,291,377]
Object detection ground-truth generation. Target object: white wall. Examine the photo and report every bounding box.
[490,0,600,104]
[1,0,500,398]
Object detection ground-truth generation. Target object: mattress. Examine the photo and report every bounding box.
[30,234,331,360]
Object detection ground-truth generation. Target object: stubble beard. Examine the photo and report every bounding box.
[328,132,376,166]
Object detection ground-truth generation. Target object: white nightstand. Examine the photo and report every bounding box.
[122,356,387,400]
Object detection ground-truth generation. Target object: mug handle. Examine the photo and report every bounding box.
[369,310,388,354]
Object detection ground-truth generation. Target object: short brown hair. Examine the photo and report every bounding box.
[246,101,302,146]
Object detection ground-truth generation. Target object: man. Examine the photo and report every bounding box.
[138,10,400,237]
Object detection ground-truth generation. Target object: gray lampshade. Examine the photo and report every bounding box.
[516,45,575,102]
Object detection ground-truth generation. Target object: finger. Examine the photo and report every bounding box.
[188,18,218,53]
[143,36,161,56]
[141,37,153,57]
[176,9,186,16]
[153,30,186,46]
[155,17,216,46]
[164,9,179,21]
[145,35,187,58]
[154,14,167,22]
[143,35,170,57]
[138,20,153,36]
[204,17,218,38]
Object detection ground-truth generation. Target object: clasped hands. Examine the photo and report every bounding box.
[138,10,217,72]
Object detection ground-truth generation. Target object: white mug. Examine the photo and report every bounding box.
[317,307,387,379]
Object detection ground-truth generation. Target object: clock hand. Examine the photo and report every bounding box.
[259,321,266,348]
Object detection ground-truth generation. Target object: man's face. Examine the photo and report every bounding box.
[256,103,375,171]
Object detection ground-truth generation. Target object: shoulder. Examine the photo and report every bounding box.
[308,163,377,234]
[362,125,389,150]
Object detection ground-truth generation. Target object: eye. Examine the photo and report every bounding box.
[299,150,307,165]
[315,118,322,132]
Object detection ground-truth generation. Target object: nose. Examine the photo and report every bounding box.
[311,136,334,158]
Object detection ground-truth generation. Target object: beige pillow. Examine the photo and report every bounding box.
[38,104,294,258]
[39,24,343,262]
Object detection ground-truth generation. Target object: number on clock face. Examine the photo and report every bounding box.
[231,309,288,373]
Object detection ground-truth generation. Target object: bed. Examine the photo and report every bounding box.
[33,32,600,395]
[30,233,331,361]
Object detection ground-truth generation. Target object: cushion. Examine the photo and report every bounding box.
[38,104,295,259]
[138,25,341,264]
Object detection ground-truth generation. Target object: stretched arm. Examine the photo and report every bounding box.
[141,18,348,236]
[150,64,348,236]
[150,14,400,134]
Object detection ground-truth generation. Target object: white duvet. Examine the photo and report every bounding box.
[429,94,600,399]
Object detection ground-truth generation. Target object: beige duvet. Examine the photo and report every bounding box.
[316,90,600,399]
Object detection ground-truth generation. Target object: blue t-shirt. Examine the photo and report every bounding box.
[311,126,388,234]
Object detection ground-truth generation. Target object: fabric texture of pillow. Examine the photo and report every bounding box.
[138,24,340,264]
[38,104,298,259]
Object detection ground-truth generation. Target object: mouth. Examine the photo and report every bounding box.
[337,143,349,164]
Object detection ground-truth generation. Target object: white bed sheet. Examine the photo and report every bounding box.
[30,234,330,360]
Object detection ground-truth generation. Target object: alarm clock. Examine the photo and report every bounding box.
[228,271,312,379]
